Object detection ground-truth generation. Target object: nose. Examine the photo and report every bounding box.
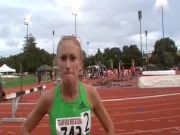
[65,59,71,71]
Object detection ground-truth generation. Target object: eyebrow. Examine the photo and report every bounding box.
[59,52,77,56]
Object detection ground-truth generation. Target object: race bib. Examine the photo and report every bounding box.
[56,111,91,135]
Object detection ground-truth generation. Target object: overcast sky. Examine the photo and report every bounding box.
[0,0,180,57]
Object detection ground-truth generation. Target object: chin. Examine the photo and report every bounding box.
[62,75,76,84]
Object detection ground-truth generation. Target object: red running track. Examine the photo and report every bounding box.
[1,81,180,135]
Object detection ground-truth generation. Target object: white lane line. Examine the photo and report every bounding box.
[0,124,180,135]
[92,114,180,125]
[2,111,178,123]
[117,114,180,123]
[105,101,180,110]
[116,129,125,132]
[3,101,180,113]
[175,127,180,131]
[0,102,36,105]
[102,92,180,102]
[117,126,180,135]
[168,119,176,122]
[0,125,49,128]
[1,92,180,105]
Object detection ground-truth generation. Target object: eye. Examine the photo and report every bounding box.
[60,55,67,61]
[70,55,76,61]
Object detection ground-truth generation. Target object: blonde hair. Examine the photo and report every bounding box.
[54,35,83,66]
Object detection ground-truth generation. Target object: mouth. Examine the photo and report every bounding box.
[63,72,72,75]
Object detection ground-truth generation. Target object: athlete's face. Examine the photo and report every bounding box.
[57,39,82,83]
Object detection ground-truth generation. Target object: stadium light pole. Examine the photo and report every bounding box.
[24,18,29,45]
[145,30,148,54]
[138,10,143,58]
[87,41,89,56]
[53,30,55,54]
[161,5,165,39]
[72,13,77,37]
[21,16,30,100]
[156,0,168,65]
[87,41,90,66]
[156,0,168,39]
[145,30,148,65]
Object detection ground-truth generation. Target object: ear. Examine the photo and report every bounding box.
[79,66,82,71]
[79,63,83,71]
[80,61,83,69]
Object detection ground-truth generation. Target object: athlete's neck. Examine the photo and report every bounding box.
[61,81,79,101]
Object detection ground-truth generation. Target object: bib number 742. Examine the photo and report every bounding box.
[56,111,91,135]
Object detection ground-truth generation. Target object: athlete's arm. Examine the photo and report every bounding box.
[20,91,52,134]
[90,87,115,135]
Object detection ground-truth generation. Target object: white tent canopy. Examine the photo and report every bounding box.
[0,64,16,73]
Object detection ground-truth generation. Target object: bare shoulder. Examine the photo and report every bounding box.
[82,83,97,96]
[82,82,100,109]
[37,89,55,113]
[41,89,54,101]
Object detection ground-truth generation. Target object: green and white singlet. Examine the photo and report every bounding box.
[49,81,91,135]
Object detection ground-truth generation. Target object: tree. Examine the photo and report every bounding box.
[5,54,23,72]
[154,38,177,54]
[23,34,37,52]
[103,47,121,68]
[109,47,121,68]
[151,37,178,68]
[121,45,141,67]
[95,49,104,64]
[3,34,54,73]
[22,48,53,72]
